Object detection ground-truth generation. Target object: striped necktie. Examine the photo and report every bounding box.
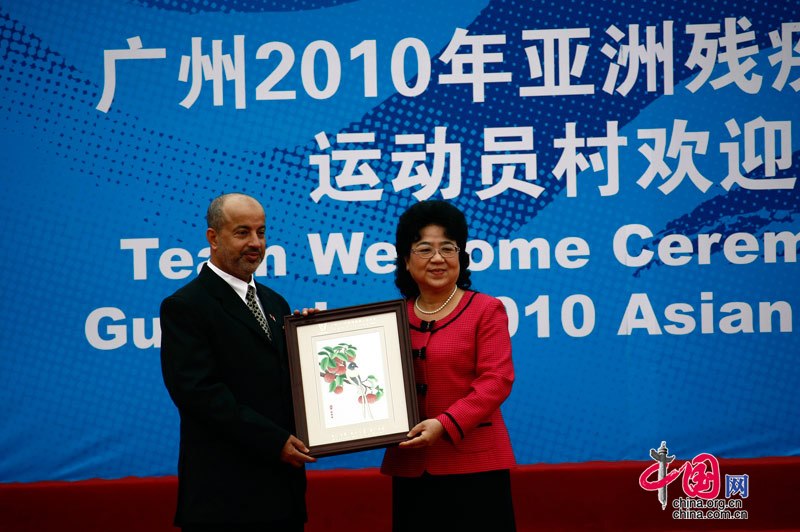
[246,285,272,341]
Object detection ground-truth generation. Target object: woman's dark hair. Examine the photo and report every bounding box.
[394,200,472,299]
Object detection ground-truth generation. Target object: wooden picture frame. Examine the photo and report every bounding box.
[284,299,419,457]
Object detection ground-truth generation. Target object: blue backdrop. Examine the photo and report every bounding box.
[1,0,798,482]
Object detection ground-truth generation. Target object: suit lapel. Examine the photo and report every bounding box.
[256,284,285,353]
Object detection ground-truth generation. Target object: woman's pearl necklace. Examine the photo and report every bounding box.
[415,285,458,315]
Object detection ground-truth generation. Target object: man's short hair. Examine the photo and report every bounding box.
[207,193,254,231]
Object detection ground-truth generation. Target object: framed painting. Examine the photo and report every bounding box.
[284,299,419,457]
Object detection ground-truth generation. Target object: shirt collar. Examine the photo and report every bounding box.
[205,260,257,303]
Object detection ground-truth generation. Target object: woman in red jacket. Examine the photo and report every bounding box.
[381,200,517,531]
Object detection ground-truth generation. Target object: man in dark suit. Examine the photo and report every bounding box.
[160,193,315,531]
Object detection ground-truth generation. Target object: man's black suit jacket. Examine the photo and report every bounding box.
[160,264,306,527]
